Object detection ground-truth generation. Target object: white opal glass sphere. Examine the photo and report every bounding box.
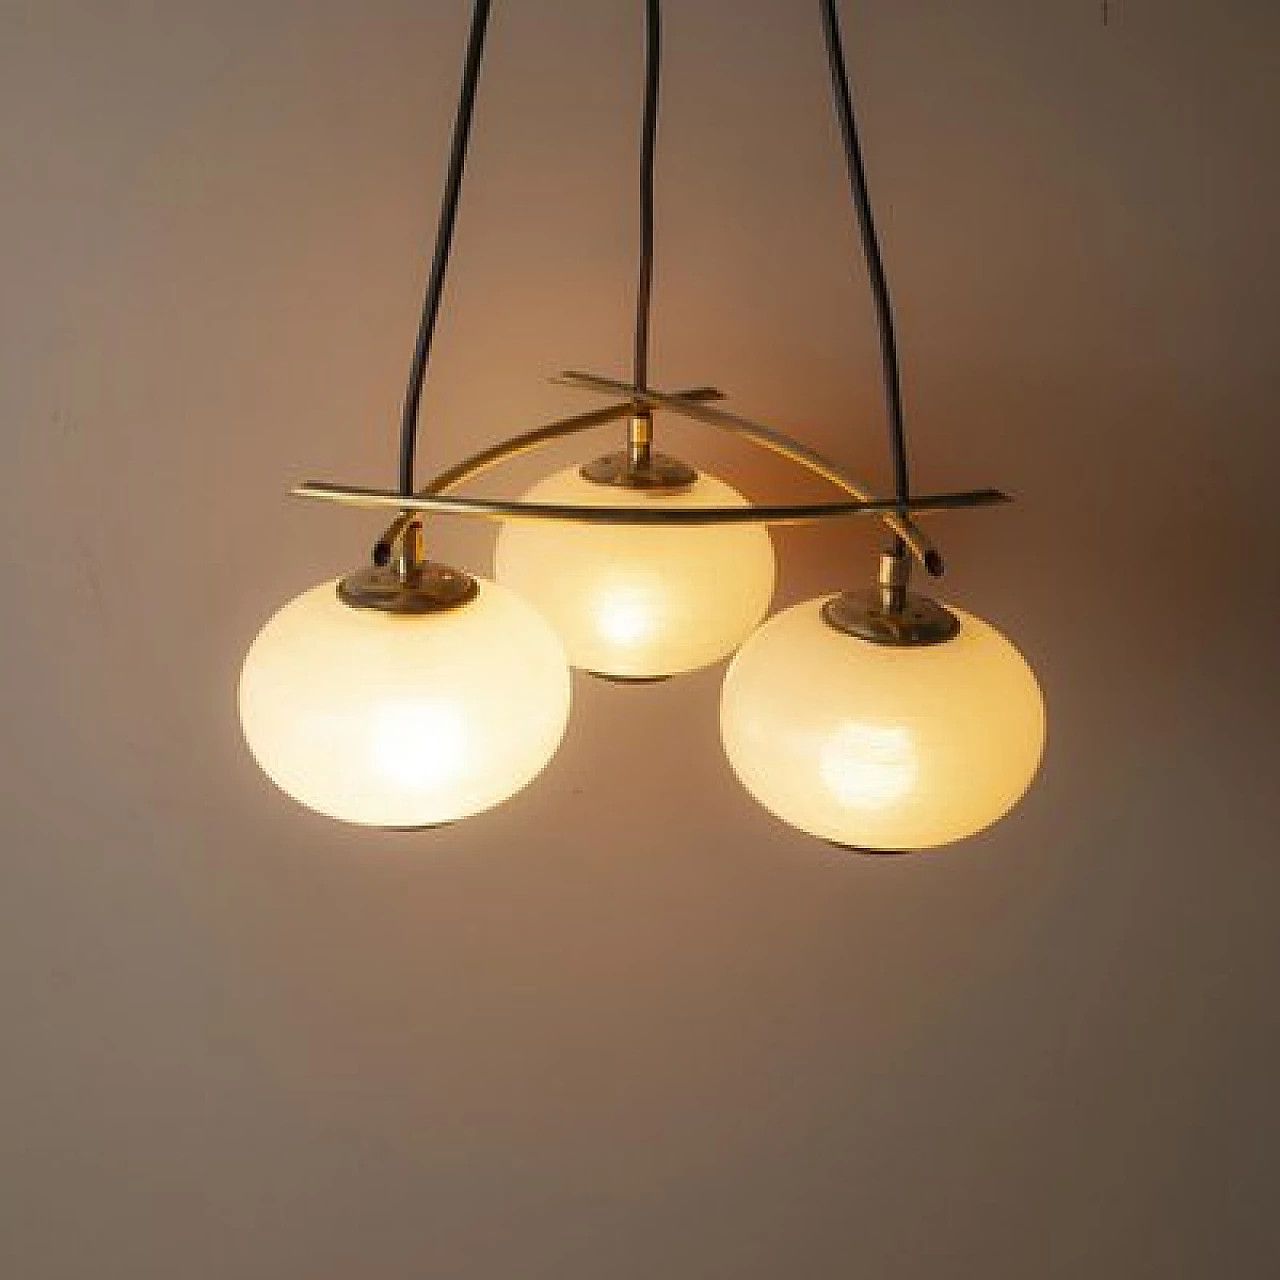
[239,579,571,828]
[494,465,776,678]
[720,597,1045,850]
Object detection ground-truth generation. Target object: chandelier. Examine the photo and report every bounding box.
[239,0,1045,852]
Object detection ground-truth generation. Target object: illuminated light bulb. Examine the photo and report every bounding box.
[239,579,571,828]
[595,579,662,648]
[819,722,918,809]
[720,598,1045,850]
[494,466,776,678]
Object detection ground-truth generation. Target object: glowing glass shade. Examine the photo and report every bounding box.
[494,466,776,678]
[720,598,1044,850]
[239,579,571,828]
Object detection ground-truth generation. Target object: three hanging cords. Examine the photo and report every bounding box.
[394,0,915,560]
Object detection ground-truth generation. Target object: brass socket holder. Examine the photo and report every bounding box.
[338,518,479,615]
[579,411,698,492]
[821,551,960,647]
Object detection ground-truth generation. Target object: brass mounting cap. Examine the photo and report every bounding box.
[337,561,479,615]
[821,588,960,647]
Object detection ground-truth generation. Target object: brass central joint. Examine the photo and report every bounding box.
[393,518,429,585]
[877,547,911,615]
[627,410,654,471]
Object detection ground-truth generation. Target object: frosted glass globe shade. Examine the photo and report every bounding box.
[494,466,776,678]
[239,579,571,828]
[720,597,1044,850]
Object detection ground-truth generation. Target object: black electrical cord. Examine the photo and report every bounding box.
[633,0,661,393]
[819,0,915,564]
[397,0,492,498]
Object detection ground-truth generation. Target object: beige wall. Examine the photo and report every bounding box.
[2,1,1278,1275]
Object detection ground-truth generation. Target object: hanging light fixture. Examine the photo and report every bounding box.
[240,0,1044,850]
[719,0,1045,851]
[239,0,571,830]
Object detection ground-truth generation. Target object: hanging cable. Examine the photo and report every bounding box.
[633,0,661,393]
[397,0,493,498]
[819,0,919,565]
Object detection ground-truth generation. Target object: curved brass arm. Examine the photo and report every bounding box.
[337,375,998,570]
[371,388,723,563]
[555,371,942,574]
[426,388,723,496]
[294,479,1008,526]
